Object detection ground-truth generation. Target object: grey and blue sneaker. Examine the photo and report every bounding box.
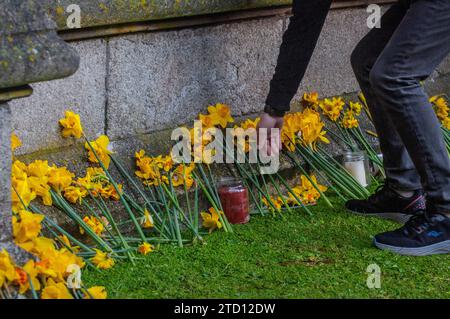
[374,212,450,256]
[345,184,425,224]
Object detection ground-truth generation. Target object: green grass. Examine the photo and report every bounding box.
[83,197,450,299]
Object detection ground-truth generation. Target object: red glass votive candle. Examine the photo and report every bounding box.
[218,177,250,224]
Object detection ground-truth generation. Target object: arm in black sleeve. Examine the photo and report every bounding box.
[265,0,332,116]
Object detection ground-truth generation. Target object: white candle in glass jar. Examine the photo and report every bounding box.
[344,160,367,187]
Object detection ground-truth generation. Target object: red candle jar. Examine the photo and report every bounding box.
[218,177,250,224]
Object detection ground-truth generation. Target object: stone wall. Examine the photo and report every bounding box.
[11,4,450,164]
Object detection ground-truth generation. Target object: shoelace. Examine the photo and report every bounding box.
[404,212,432,235]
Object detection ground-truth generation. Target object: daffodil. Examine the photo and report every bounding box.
[85,135,113,169]
[135,155,165,185]
[199,113,216,129]
[301,92,320,110]
[443,117,450,130]
[12,210,44,244]
[99,183,122,201]
[48,166,75,194]
[21,237,56,258]
[91,249,115,269]
[84,286,107,299]
[171,163,195,188]
[27,160,51,178]
[11,160,28,178]
[11,174,36,212]
[80,216,105,236]
[0,249,17,288]
[41,278,73,299]
[11,133,22,152]
[59,110,84,139]
[206,103,234,128]
[430,95,449,121]
[138,242,154,255]
[281,112,302,151]
[341,110,359,129]
[298,108,329,149]
[141,209,154,229]
[320,97,345,122]
[261,196,283,212]
[64,186,87,204]
[349,101,362,116]
[28,176,52,206]
[201,207,223,233]
[17,260,41,294]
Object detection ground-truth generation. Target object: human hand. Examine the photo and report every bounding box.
[257,112,284,156]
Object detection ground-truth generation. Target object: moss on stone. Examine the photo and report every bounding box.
[43,0,291,31]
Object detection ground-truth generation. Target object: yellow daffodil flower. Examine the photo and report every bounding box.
[0,249,17,288]
[48,166,75,194]
[27,160,50,178]
[320,97,345,122]
[138,242,155,255]
[430,95,449,121]
[11,174,36,212]
[349,101,362,116]
[298,108,330,150]
[91,249,115,269]
[171,163,195,188]
[84,286,107,299]
[17,260,41,294]
[201,207,223,233]
[11,133,22,152]
[301,92,320,110]
[59,110,84,139]
[63,186,87,204]
[207,103,234,128]
[80,216,105,236]
[442,117,450,130]
[85,135,113,169]
[199,113,216,129]
[141,209,154,229]
[41,278,73,299]
[341,110,359,129]
[12,210,44,244]
[99,183,122,201]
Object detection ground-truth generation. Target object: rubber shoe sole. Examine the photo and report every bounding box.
[348,209,412,224]
[374,239,450,256]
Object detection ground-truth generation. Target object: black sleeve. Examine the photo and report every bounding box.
[265,0,332,113]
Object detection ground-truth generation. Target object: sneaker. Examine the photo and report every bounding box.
[345,184,425,224]
[374,212,450,256]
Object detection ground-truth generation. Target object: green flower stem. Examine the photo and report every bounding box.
[297,145,363,199]
[122,193,170,239]
[161,180,184,247]
[51,191,114,253]
[286,149,347,202]
[110,155,165,225]
[192,171,233,233]
[85,190,134,261]
[315,145,370,197]
[83,200,120,246]
[83,136,147,245]
[282,152,335,207]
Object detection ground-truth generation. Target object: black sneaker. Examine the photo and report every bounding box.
[374,212,450,256]
[345,184,425,224]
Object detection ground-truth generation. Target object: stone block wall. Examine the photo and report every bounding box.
[10,4,450,163]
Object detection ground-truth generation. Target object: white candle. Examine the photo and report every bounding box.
[344,160,367,187]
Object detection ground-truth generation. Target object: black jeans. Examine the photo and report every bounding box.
[267,0,450,212]
[351,0,450,213]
